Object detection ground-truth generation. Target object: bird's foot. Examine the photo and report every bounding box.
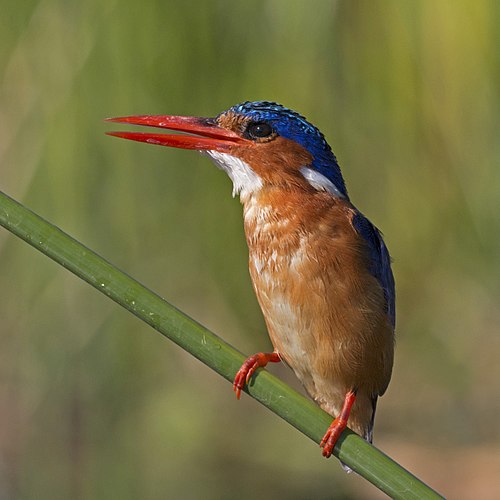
[320,417,347,458]
[233,352,281,399]
[320,390,356,458]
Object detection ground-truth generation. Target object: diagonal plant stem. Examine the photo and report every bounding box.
[0,190,443,499]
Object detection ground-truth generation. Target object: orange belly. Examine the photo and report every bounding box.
[244,192,394,438]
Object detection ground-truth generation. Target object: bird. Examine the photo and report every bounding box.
[106,101,395,462]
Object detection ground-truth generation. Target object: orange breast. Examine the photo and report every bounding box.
[243,187,394,437]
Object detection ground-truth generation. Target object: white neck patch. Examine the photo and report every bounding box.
[204,151,263,201]
[300,166,345,198]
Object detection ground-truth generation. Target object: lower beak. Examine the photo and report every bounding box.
[106,114,249,151]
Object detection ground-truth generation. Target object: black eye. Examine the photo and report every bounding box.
[246,121,274,140]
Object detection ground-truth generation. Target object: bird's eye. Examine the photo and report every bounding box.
[246,121,274,140]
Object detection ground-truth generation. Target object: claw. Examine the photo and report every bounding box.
[233,352,281,399]
[320,417,347,457]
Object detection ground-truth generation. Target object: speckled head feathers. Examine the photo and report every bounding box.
[221,101,348,198]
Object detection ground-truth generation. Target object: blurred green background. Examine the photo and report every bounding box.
[1,1,499,498]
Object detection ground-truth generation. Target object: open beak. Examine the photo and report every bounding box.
[106,115,250,151]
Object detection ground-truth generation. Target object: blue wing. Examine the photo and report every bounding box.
[352,212,395,328]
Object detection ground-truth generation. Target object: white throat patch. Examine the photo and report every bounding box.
[204,151,263,200]
[300,166,345,198]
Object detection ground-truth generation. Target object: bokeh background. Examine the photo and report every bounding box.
[1,1,499,498]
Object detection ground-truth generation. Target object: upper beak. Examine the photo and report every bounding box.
[106,115,250,151]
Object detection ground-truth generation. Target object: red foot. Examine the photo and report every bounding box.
[320,390,356,458]
[233,352,281,399]
[320,417,348,458]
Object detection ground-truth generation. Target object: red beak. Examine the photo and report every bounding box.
[106,115,250,151]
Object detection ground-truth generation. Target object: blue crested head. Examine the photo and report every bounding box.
[225,101,348,198]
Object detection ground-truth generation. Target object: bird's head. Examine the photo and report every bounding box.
[107,101,347,201]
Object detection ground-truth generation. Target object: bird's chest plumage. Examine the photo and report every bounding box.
[244,198,314,384]
[243,191,393,416]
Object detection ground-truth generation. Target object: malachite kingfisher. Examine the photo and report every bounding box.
[107,101,395,463]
